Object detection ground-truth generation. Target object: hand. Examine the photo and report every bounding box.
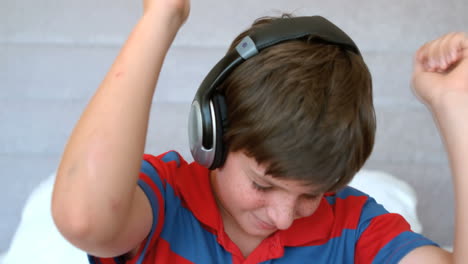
[143,0,190,25]
[411,32,468,109]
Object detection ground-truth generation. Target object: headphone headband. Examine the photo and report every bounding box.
[248,16,360,55]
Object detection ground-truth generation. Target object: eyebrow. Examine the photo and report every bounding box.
[248,168,322,196]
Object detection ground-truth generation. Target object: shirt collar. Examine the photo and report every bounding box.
[175,162,223,232]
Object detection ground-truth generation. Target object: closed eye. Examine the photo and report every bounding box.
[252,181,273,192]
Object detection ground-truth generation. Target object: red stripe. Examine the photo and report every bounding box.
[286,195,367,247]
[329,195,367,238]
[354,213,410,263]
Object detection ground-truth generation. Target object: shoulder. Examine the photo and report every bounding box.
[141,151,191,181]
[325,186,381,219]
[326,186,369,201]
[139,150,209,201]
[143,150,187,170]
[280,187,374,245]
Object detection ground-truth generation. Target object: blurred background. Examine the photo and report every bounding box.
[1,0,467,253]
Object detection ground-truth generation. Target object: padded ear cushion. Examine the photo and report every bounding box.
[210,92,229,169]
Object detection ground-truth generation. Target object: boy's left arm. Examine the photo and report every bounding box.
[400,32,468,264]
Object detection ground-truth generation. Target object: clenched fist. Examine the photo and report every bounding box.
[412,32,468,109]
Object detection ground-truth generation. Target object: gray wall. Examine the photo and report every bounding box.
[1,0,467,252]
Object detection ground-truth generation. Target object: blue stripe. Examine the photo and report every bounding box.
[372,231,439,263]
[336,186,368,200]
[137,179,163,264]
[87,255,99,264]
[325,186,367,205]
[161,151,181,167]
[265,229,357,263]
[160,183,232,263]
[140,160,165,192]
[324,195,336,205]
[113,256,125,264]
[137,160,165,264]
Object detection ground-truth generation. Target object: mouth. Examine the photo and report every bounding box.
[253,214,276,231]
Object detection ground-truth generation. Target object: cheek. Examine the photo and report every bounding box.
[297,198,322,217]
[234,183,267,210]
[219,171,265,210]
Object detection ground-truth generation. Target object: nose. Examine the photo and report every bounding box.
[267,195,297,230]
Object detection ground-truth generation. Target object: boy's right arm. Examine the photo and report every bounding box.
[51,0,190,258]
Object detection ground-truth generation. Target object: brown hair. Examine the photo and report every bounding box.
[220,15,376,192]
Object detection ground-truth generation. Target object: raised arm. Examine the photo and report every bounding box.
[401,32,468,263]
[51,0,190,257]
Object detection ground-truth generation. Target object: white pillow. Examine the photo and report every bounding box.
[349,169,423,233]
[2,173,87,264]
[2,169,422,264]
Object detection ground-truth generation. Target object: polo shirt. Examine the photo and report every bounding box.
[88,151,437,264]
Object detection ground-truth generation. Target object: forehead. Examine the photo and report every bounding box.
[234,151,323,193]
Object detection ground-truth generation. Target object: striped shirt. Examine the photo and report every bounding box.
[88,151,437,264]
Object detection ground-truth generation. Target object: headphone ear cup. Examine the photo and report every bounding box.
[210,93,229,169]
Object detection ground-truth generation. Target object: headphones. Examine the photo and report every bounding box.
[188,16,361,169]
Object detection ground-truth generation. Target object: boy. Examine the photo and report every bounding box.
[52,0,466,263]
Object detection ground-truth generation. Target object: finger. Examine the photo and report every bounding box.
[426,34,447,71]
[415,40,435,71]
[424,38,442,72]
[425,33,465,72]
[453,32,468,60]
[414,32,468,73]
[415,42,430,68]
[432,32,468,73]
[436,33,457,71]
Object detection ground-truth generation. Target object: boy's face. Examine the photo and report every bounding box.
[210,151,324,239]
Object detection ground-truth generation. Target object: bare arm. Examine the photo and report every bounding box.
[401,32,468,263]
[51,0,190,257]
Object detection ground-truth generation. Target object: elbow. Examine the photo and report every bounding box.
[51,162,132,253]
[51,194,94,243]
[51,170,91,241]
[51,192,135,258]
[51,178,126,250]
